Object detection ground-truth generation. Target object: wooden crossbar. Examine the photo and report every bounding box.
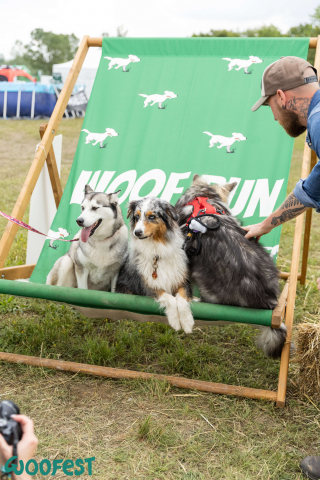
[0,35,319,406]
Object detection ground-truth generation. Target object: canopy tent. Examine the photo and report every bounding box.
[0,67,36,83]
[0,35,318,407]
[52,48,101,98]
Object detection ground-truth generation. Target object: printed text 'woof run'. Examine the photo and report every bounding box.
[70,170,284,219]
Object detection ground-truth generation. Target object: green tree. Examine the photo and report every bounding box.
[192,29,240,37]
[193,24,283,38]
[243,24,284,37]
[310,5,320,24]
[11,29,79,75]
[287,23,320,63]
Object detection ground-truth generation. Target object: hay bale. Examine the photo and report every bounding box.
[295,322,320,398]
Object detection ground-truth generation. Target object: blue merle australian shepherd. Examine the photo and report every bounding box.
[175,174,286,359]
[116,197,194,334]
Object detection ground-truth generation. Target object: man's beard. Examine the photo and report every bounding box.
[276,104,307,138]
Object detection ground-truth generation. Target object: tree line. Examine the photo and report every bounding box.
[2,6,320,77]
[192,6,320,64]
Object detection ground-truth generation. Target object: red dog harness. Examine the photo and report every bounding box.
[185,196,224,227]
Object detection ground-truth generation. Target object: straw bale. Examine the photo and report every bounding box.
[295,322,320,398]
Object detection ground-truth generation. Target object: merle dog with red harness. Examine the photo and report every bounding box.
[175,174,286,359]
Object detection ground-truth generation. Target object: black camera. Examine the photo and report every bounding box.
[0,400,22,446]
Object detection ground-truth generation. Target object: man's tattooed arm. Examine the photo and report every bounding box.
[243,191,308,239]
[280,191,304,210]
[287,96,311,122]
[271,206,306,226]
[270,191,308,227]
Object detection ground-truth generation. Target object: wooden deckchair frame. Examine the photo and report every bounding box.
[0,36,319,407]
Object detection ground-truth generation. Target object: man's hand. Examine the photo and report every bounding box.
[243,222,272,240]
[0,415,38,480]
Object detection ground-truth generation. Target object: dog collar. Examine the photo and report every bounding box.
[104,229,119,241]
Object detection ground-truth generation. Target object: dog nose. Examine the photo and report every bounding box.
[77,218,84,226]
[134,229,143,237]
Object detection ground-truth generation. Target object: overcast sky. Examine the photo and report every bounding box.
[1,0,319,58]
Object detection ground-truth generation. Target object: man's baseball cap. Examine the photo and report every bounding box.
[251,56,317,112]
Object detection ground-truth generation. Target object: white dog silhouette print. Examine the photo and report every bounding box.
[223,56,263,74]
[204,132,247,153]
[104,55,140,72]
[82,128,119,149]
[46,228,70,249]
[139,91,178,109]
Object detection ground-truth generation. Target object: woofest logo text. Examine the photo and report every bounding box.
[4,456,95,476]
[70,169,285,219]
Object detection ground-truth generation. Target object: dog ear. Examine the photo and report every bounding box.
[108,190,121,203]
[84,184,93,195]
[192,174,200,182]
[166,204,178,222]
[127,200,137,220]
[224,182,238,193]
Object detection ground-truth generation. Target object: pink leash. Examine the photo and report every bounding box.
[0,211,79,243]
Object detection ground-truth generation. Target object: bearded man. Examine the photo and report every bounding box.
[244,57,319,240]
[244,56,320,480]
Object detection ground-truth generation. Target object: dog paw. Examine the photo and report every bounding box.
[192,296,200,302]
[158,293,181,331]
[168,314,182,331]
[176,295,194,334]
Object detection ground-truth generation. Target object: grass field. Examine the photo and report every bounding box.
[1,119,320,479]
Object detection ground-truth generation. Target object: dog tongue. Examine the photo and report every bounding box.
[81,225,93,243]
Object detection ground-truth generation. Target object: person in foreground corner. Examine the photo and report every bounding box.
[244,56,320,480]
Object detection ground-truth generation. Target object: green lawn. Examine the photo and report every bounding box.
[0,119,320,479]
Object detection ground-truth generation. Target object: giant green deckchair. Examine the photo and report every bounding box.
[0,36,318,407]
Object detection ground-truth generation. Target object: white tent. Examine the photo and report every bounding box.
[52,48,102,99]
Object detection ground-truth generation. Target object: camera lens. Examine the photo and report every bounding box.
[0,400,20,420]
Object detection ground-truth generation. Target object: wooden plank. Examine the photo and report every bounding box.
[300,37,320,284]
[0,352,277,401]
[0,36,89,269]
[89,37,316,48]
[310,38,318,48]
[87,37,103,47]
[279,272,301,280]
[271,280,289,328]
[0,264,35,280]
[39,123,63,209]
[276,142,312,407]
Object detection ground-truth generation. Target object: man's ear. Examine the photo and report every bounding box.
[127,200,137,219]
[276,89,287,109]
[84,184,93,195]
[108,190,121,203]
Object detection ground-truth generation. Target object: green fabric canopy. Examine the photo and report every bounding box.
[0,37,310,325]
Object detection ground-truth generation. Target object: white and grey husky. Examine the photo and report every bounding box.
[46,185,128,291]
[175,175,286,359]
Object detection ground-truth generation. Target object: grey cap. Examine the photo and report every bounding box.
[252,56,317,112]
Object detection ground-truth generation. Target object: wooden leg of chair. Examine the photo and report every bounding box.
[300,150,317,285]
[271,279,289,328]
[300,208,313,285]
[276,143,311,407]
[39,123,63,209]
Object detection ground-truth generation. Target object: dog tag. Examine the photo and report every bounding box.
[152,255,159,280]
